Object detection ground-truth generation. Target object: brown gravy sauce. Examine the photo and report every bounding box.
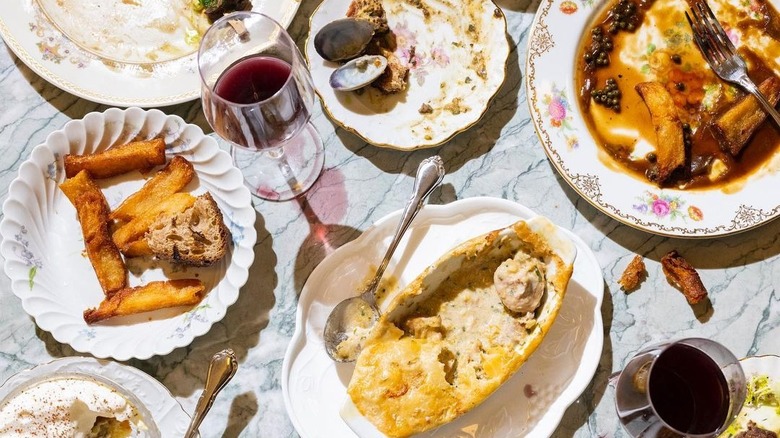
[576,0,780,190]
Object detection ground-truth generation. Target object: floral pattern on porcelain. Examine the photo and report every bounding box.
[170,304,211,339]
[542,84,579,149]
[559,1,578,14]
[633,191,703,221]
[29,6,89,68]
[393,20,451,86]
[13,226,43,290]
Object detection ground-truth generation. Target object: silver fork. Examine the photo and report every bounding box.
[685,0,780,127]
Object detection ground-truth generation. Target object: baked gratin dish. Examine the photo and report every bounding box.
[346,216,577,437]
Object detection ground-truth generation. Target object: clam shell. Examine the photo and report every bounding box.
[329,55,388,91]
[314,18,375,62]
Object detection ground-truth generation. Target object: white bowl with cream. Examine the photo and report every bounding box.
[0,357,190,437]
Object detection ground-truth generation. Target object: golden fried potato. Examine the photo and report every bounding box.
[713,76,780,156]
[636,82,685,183]
[64,138,166,179]
[59,172,128,295]
[112,192,196,250]
[110,156,195,222]
[121,239,153,258]
[83,279,205,324]
[59,169,101,205]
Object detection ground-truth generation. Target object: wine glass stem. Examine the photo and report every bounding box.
[267,147,300,192]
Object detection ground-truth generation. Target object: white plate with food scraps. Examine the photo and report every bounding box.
[527,0,780,237]
[722,355,780,437]
[0,0,301,107]
[0,107,256,360]
[0,357,191,436]
[282,197,604,437]
[306,0,509,150]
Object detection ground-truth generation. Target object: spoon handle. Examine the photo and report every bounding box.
[184,349,239,438]
[362,155,445,304]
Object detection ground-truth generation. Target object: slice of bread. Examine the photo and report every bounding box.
[146,192,230,266]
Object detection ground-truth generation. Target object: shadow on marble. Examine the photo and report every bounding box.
[137,210,276,398]
[36,326,78,359]
[223,391,259,438]
[293,169,362,295]
[552,279,615,437]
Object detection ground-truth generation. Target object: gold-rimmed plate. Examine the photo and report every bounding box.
[526,0,780,237]
[306,0,509,150]
[0,0,301,107]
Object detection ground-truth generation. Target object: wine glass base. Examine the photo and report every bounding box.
[231,123,325,201]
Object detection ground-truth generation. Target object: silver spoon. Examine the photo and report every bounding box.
[184,349,239,438]
[323,156,446,362]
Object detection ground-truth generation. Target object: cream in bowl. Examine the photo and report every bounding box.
[0,373,156,437]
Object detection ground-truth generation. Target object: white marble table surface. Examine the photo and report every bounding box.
[1,0,778,437]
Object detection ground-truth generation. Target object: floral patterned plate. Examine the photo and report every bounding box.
[282,197,604,437]
[526,0,780,237]
[0,0,301,107]
[305,0,509,150]
[0,107,256,360]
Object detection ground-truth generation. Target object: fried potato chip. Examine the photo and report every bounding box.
[64,138,166,179]
[59,171,128,295]
[83,279,205,324]
[112,192,196,250]
[110,156,195,222]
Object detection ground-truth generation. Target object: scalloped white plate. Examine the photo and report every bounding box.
[281,197,604,437]
[526,0,780,237]
[0,107,256,360]
[305,0,509,150]
[726,355,780,435]
[0,0,301,107]
[0,357,191,436]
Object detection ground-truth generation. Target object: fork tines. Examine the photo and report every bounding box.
[686,0,738,62]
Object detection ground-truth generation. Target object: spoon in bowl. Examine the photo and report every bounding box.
[323,156,446,362]
[184,349,238,438]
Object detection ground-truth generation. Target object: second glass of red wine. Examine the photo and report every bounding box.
[613,338,746,437]
[198,11,324,201]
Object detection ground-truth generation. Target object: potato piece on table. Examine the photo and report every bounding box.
[112,192,196,250]
[110,156,195,222]
[661,250,707,305]
[59,171,128,295]
[83,279,205,324]
[636,82,686,184]
[64,138,166,179]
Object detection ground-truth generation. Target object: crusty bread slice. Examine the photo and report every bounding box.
[145,192,231,266]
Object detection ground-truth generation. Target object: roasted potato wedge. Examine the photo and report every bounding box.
[636,82,686,183]
[112,192,196,250]
[83,279,205,324]
[60,172,128,295]
[121,239,153,258]
[59,169,101,204]
[110,156,195,222]
[64,138,166,179]
[713,76,780,156]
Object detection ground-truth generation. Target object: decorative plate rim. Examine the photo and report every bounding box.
[0,0,302,107]
[281,196,605,437]
[305,0,510,150]
[0,107,257,360]
[524,0,780,238]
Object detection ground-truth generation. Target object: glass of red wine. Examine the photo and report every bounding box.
[613,338,746,437]
[198,11,324,201]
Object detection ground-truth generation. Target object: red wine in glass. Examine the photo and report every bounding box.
[208,54,310,150]
[648,343,730,434]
